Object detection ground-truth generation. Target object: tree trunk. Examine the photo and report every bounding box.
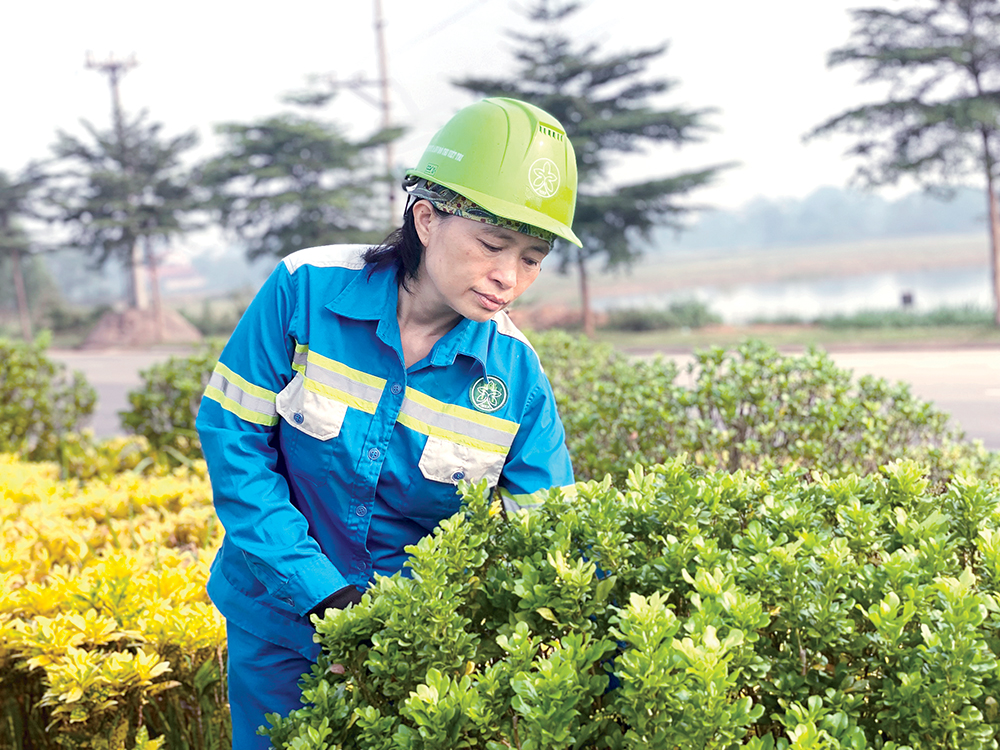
[988,177,1000,327]
[128,239,149,311]
[145,236,164,343]
[980,129,1000,326]
[577,251,594,337]
[10,247,32,341]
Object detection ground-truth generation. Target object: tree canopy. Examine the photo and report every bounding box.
[201,94,403,261]
[44,113,200,310]
[809,0,1000,324]
[453,0,731,334]
[0,167,47,339]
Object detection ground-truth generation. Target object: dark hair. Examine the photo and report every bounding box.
[363,202,450,292]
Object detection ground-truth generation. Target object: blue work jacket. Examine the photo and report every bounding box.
[196,245,575,657]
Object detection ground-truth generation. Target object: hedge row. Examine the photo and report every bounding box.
[6,333,993,485]
[269,460,1000,749]
[2,333,1000,749]
[530,332,997,485]
[0,456,227,750]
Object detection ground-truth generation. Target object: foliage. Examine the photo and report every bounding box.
[602,300,722,331]
[177,295,249,338]
[819,305,996,329]
[807,0,1000,324]
[201,97,401,260]
[120,341,224,465]
[0,166,53,341]
[43,112,200,309]
[453,0,730,334]
[267,458,1000,748]
[0,454,227,750]
[532,331,996,484]
[0,333,96,463]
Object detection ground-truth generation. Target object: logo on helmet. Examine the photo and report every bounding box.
[528,158,560,199]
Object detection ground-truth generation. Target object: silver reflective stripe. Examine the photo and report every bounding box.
[282,245,368,274]
[400,397,516,450]
[305,358,384,407]
[500,484,576,514]
[203,364,279,426]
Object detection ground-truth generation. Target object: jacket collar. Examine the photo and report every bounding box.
[326,260,491,374]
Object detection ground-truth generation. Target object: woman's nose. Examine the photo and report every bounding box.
[489,254,518,289]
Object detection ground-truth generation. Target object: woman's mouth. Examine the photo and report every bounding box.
[474,291,506,311]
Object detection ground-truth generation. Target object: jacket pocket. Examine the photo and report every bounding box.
[418,435,506,488]
[275,373,348,440]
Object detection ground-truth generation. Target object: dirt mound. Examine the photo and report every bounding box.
[81,308,203,349]
[508,303,607,331]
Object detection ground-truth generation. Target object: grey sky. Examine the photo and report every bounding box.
[5,0,879,216]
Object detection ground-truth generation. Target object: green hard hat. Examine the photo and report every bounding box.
[405,97,582,247]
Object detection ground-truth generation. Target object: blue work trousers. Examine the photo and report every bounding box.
[226,621,315,750]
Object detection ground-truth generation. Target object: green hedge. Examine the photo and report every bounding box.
[532,332,995,485]
[120,341,223,466]
[267,459,1000,749]
[0,333,96,462]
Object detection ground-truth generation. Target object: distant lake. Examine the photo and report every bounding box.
[592,265,993,323]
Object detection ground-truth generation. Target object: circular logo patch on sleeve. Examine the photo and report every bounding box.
[469,376,509,413]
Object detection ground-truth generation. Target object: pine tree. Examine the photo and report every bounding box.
[453,0,730,335]
[809,0,1000,325]
[202,90,403,260]
[0,167,46,340]
[45,113,200,311]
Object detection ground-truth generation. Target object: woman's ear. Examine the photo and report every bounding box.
[411,200,435,247]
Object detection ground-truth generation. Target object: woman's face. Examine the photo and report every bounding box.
[412,200,550,323]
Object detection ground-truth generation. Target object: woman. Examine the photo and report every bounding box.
[195,97,581,748]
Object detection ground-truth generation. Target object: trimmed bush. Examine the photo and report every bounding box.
[533,332,995,485]
[266,460,1000,749]
[120,341,223,466]
[0,333,96,462]
[0,455,226,750]
[602,300,722,331]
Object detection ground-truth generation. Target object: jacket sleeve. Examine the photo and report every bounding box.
[498,374,575,511]
[196,261,349,616]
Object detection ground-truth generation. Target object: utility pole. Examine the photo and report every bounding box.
[85,52,150,312]
[373,0,396,220]
[85,52,136,148]
[319,2,397,223]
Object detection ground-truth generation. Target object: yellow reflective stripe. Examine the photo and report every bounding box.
[404,387,518,434]
[307,350,387,390]
[204,385,279,426]
[292,343,308,374]
[214,362,277,403]
[502,484,576,506]
[305,378,378,415]
[397,412,508,455]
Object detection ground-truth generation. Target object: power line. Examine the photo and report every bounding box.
[405,0,492,44]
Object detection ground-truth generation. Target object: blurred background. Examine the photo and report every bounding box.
[2,0,999,443]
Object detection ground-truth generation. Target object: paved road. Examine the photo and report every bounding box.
[657,347,1000,450]
[51,346,1000,450]
[50,349,191,439]
[829,348,1000,450]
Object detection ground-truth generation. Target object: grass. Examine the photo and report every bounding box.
[593,323,1000,353]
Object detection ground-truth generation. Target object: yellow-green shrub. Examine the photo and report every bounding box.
[0,454,228,750]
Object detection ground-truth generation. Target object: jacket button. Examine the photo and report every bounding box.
[368,448,380,460]
[390,383,402,395]
[452,471,465,481]
[356,505,368,516]
[293,413,304,424]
